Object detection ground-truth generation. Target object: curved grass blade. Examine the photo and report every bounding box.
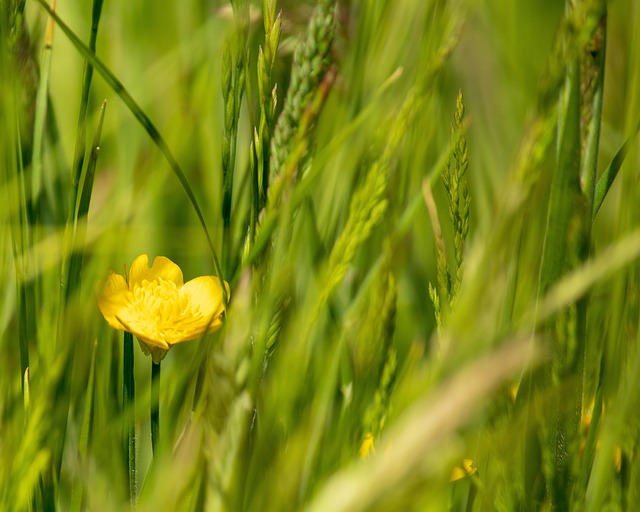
[592,119,640,220]
[32,0,226,296]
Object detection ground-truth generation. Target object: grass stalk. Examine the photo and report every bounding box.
[255,0,281,210]
[30,0,56,223]
[151,361,161,456]
[123,331,137,508]
[534,54,584,509]
[269,0,335,180]
[237,68,403,279]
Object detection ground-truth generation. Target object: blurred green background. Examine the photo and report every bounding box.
[2,0,640,510]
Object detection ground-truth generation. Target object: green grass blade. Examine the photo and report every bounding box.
[77,100,106,221]
[538,61,584,298]
[65,100,106,303]
[592,119,640,220]
[220,0,249,274]
[15,143,35,404]
[67,0,103,233]
[582,14,606,212]
[30,0,55,223]
[70,339,98,512]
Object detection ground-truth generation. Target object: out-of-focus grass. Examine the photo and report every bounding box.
[1,0,640,510]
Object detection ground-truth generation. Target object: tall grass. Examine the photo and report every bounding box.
[2,0,640,510]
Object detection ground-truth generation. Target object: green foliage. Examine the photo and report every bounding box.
[2,0,640,510]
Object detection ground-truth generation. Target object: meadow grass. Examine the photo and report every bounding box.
[2,0,640,510]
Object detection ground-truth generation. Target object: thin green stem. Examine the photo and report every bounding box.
[60,0,103,306]
[123,331,137,508]
[151,361,161,456]
[30,0,54,223]
[582,16,606,213]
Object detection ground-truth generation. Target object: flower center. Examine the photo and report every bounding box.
[131,278,194,330]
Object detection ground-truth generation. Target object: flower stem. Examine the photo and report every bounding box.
[151,361,161,456]
[123,331,137,508]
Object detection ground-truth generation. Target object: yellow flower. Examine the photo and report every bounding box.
[98,254,229,363]
[450,459,477,482]
[359,432,376,459]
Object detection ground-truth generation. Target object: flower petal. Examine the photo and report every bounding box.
[127,254,149,287]
[98,272,130,330]
[116,308,171,350]
[162,324,206,345]
[183,276,226,312]
[180,276,229,337]
[129,254,184,288]
[207,278,231,331]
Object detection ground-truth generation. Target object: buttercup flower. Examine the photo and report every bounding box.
[450,458,477,482]
[98,254,229,363]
